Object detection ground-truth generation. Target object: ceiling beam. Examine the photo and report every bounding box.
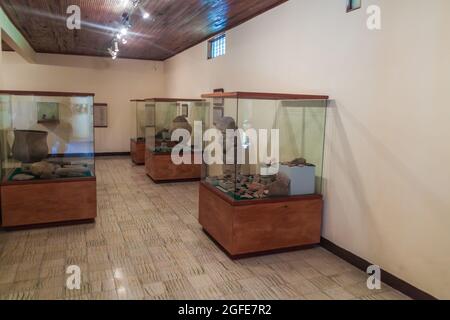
[0,6,35,63]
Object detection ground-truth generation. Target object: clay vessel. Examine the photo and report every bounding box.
[12,130,49,163]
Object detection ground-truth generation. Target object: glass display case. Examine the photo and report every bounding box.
[202,93,328,201]
[198,92,329,257]
[0,90,97,228]
[144,98,210,182]
[130,99,148,165]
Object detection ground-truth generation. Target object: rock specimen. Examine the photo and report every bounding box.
[267,172,291,197]
[12,173,35,181]
[31,161,57,179]
[282,158,307,167]
[12,130,49,163]
[56,166,90,177]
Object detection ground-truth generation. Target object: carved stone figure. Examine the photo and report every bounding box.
[215,117,238,177]
[171,116,192,134]
[12,130,49,163]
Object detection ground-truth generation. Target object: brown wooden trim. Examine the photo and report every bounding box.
[94,103,108,106]
[95,152,130,157]
[0,90,95,97]
[201,92,329,100]
[320,237,437,300]
[200,181,322,207]
[147,175,201,184]
[130,99,147,102]
[145,98,204,102]
[2,176,96,187]
[37,120,60,124]
[164,0,289,61]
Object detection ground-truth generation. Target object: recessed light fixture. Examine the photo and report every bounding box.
[143,12,150,19]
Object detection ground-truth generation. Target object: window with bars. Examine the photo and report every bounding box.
[208,34,226,59]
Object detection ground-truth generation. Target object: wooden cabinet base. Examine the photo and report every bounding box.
[131,139,145,165]
[199,182,323,258]
[1,178,97,228]
[145,150,201,182]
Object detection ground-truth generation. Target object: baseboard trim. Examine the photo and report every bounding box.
[95,152,130,157]
[320,237,437,300]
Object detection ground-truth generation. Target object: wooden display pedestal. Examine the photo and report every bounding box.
[145,150,201,183]
[131,139,145,165]
[1,178,97,228]
[199,182,323,258]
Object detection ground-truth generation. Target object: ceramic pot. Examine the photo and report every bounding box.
[12,130,49,163]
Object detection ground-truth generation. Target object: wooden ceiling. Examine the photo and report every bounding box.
[2,40,13,51]
[0,0,287,60]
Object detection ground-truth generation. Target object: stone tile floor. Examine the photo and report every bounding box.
[0,157,409,300]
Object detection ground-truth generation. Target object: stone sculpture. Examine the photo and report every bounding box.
[171,116,192,134]
[215,117,238,178]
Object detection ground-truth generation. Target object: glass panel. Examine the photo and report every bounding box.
[135,101,147,141]
[203,97,238,197]
[178,101,211,152]
[202,96,327,201]
[145,101,178,154]
[0,93,95,182]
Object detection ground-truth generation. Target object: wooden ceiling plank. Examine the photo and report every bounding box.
[0,0,287,60]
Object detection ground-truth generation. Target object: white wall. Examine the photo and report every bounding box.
[164,0,450,299]
[2,52,165,153]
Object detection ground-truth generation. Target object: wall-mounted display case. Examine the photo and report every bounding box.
[144,98,210,182]
[199,91,329,257]
[130,99,147,165]
[0,90,97,228]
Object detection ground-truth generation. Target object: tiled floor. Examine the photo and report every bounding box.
[0,157,409,300]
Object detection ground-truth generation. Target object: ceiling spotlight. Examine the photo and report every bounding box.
[142,12,150,19]
[120,27,128,36]
[122,38,128,44]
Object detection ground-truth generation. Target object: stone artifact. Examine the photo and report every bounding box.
[282,157,307,167]
[56,166,90,177]
[171,116,192,134]
[12,173,35,181]
[155,129,170,141]
[215,117,238,178]
[31,161,57,179]
[12,130,49,163]
[267,172,291,197]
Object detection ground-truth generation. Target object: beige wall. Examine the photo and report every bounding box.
[2,52,165,153]
[165,0,450,299]
[0,30,3,89]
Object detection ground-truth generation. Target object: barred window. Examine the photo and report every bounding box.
[208,34,226,59]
